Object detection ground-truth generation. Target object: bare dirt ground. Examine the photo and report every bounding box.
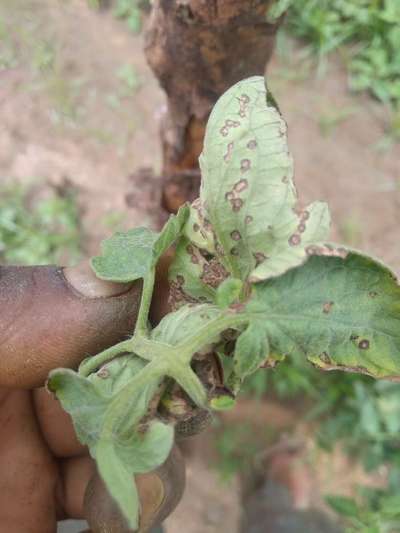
[1,1,398,532]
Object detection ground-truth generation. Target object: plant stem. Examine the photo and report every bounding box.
[135,267,156,336]
[79,339,133,377]
[177,312,249,363]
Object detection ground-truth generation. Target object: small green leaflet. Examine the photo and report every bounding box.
[234,321,270,379]
[216,278,243,308]
[91,205,189,282]
[246,252,400,379]
[96,421,174,530]
[91,226,157,283]
[47,369,109,448]
[198,76,330,283]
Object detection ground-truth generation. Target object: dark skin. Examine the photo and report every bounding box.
[0,257,184,532]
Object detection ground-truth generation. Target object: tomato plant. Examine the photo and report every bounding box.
[48,77,400,529]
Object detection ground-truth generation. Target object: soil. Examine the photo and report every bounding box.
[1,1,398,532]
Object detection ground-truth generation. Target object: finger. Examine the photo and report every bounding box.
[0,261,142,388]
[84,446,185,532]
[34,386,87,457]
[0,390,59,533]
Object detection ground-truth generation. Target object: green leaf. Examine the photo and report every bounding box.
[91,227,158,282]
[96,421,174,529]
[216,278,243,308]
[48,355,152,446]
[47,369,109,447]
[96,439,140,530]
[151,304,222,346]
[326,495,360,519]
[210,395,236,411]
[198,76,330,283]
[154,204,189,261]
[91,207,188,283]
[247,252,400,379]
[234,322,270,378]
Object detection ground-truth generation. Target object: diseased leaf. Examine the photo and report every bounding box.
[247,252,400,379]
[198,76,330,282]
[92,207,188,283]
[91,227,158,282]
[48,355,153,446]
[168,237,217,308]
[151,304,222,346]
[234,321,270,378]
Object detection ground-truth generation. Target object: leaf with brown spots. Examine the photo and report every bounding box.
[247,252,400,379]
[198,76,330,283]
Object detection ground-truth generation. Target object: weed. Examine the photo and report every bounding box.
[0,182,82,266]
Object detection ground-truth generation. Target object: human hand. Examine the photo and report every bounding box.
[0,259,184,533]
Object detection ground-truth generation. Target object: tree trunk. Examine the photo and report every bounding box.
[144,0,284,213]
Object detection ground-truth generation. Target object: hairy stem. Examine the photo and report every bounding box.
[135,267,156,336]
[176,312,250,363]
[79,339,134,377]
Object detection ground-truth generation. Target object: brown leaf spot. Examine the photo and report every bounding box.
[253,252,267,266]
[323,301,334,314]
[289,234,301,246]
[225,119,241,128]
[97,367,110,379]
[247,139,257,150]
[350,334,359,341]
[193,223,200,232]
[282,176,289,184]
[358,339,370,350]
[301,210,310,221]
[231,198,244,212]
[230,247,239,256]
[240,94,250,104]
[245,215,253,224]
[298,222,306,233]
[230,230,241,241]
[306,245,318,256]
[234,179,248,193]
[200,259,229,289]
[320,352,331,364]
[225,191,234,201]
[369,291,378,298]
[215,243,225,256]
[176,275,185,286]
[224,142,234,163]
[240,159,251,173]
[191,254,199,264]
[186,244,194,255]
[220,126,229,137]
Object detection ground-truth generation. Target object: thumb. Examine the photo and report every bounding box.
[0,261,142,388]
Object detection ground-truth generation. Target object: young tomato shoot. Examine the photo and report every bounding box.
[48,77,400,530]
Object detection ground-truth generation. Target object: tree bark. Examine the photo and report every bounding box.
[144,0,284,212]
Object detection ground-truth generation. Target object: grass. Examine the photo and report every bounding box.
[271,0,400,136]
[0,182,82,266]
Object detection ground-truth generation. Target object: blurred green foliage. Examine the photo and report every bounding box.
[273,0,400,112]
[327,488,400,532]
[243,358,400,530]
[0,183,82,266]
